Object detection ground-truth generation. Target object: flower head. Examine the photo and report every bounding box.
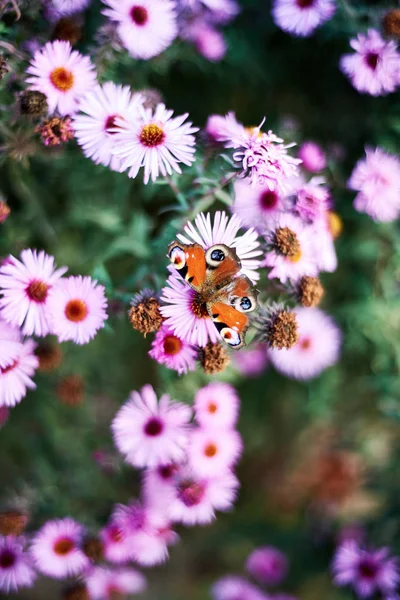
[128,288,163,336]
[148,325,197,375]
[49,0,91,15]
[188,428,243,477]
[73,82,144,171]
[0,339,38,408]
[212,575,269,600]
[194,382,239,429]
[0,319,23,370]
[112,103,198,183]
[267,307,341,380]
[100,522,132,565]
[232,179,286,231]
[47,275,108,345]
[294,178,331,223]
[36,116,74,146]
[246,546,288,586]
[298,141,326,172]
[263,213,318,283]
[348,147,400,222]
[85,566,147,599]
[27,41,96,115]
[0,249,67,337]
[30,518,89,579]
[332,540,399,598]
[340,29,400,97]
[272,0,336,37]
[112,384,192,468]
[102,0,178,59]
[0,536,36,593]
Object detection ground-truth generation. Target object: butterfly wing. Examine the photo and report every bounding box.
[168,241,207,292]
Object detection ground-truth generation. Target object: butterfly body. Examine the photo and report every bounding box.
[168,241,258,349]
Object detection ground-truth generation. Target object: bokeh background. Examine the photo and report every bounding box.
[1,0,400,597]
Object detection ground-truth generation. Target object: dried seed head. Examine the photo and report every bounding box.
[36,116,74,147]
[83,536,104,562]
[298,276,324,308]
[0,56,8,80]
[0,510,29,536]
[255,304,299,350]
[52,17,82,45]
[20,90,48,118]
[200,342,230,375]
[128,289,163,336]
[383,9,400,37]
[57,375,84,407]
[63,584,90,600]
[0,201,10,224]
[274,226,301,258]
[35,342,62,372]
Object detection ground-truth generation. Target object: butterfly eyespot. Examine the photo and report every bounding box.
[232,294,257,313]
[240,297,252,311]
[169,246,186,270]
[206,245,227,268]
[220,327,242,348]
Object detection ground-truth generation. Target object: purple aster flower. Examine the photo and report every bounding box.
[0,536,36,593]
[246,546,288,586]
[298,141,327,173]
[212,575,269,600]
[148,325,197,375]
[340,29,400,97]
[272,0,336,38]
[294,177,331,223]
[332,540,399,598]
[348,147,400,222]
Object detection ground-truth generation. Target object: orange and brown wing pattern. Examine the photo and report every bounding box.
[207,300,249,349]
[204,244,242,291]
[168,241,207,291]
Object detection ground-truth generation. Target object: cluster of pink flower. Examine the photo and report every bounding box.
[212,545,296,600]
[0,249,107,408]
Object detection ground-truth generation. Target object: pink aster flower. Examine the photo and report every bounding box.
[102,0,178,59]
[100,522,132,564]
[73,82,144,171]
[263,213,318,283]
[142,464,181,511]
[217,113,301,193]
[166,467,239,525]
[0,339,38,408]
[311,216,337,273]
[85,566,147,599]
[298,141,327,173]
[232,179,287,231]
[26,41,97,116]
[0,249,67,337]
[0,319,23,370]
[294,177,331,223]
[348,147,400,222]
[49,0,91,15]
[194,382,239,429]
[148,325,197,375]
[332,540,399,598]
[47,275,108,345]
[0,536,36,594]
[246,546,288,586]
[30,518,89,579]
[112,103,198,183]
[176,211,262,283]
[112,384,192,468]
[212,576,269,600]
[205,113,244,144]
[193,25,227,62]
[188,428,242,477]
[340,29,400,97]
[232,344,269,377]
[272,0,336,37]
[268,307,341,380]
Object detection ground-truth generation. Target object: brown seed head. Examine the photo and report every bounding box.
[0,510,29,536]
[63,584,90,600]
[52,17,82,45]
[20,91,48,118]
[128,297,163,336]
[299,276,324,308]
[35,343,62,372]
[269,310,299,350]
[57,375,85,407]
[383,9,400,37]
[0,56,8,80]
[83,536,104,562]
[274,227,301,258]
[200,342,230,375]
[36,116,74,147]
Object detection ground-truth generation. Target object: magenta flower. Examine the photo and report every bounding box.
[148,325,197,375]
[246,546,288,586]
[47,275,108,345]
[212,575,269,600]
[188,428,243,477]
[85,566,147,599]
[340,30,400,97]
[30,518,89,579]
[194,382,239,430]
[348,147,400,223]
[0,536,36,593]
[73,82,144,171]
[232,179,287,231]
[0,249,67,337]
[298,141,327,173]
[268,307,341,380]
[332,540,399,598]
[26,41,96,116]
[112,384,192,468]
[100,522,132,564]
[263,213,318,283]
[102,0,178,59]
[112,103,198,183]
[0,338,38,408]
[272,0,336,37]
[0,319,23,370]
[193,25,227,62]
